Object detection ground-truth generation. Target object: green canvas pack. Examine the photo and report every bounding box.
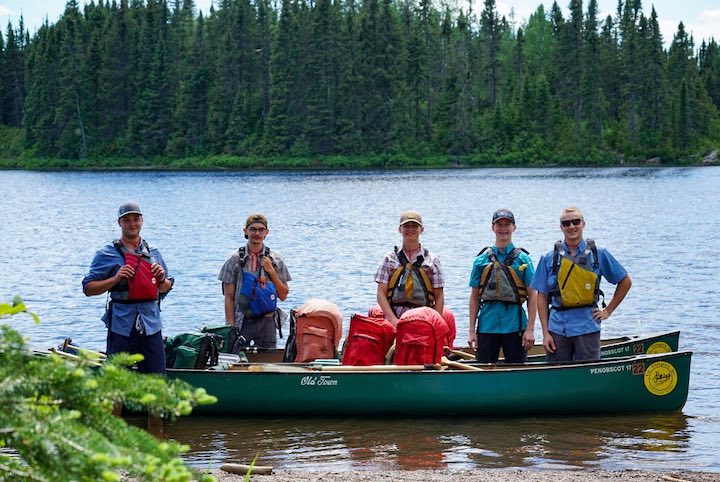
[164,332,221,369]
[201,325,246,354]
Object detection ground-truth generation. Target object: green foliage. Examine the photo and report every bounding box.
[0,298,217,482]
[1,0,720,164]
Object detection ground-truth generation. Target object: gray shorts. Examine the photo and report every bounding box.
[240,314,277,348]
[546,331,601,362]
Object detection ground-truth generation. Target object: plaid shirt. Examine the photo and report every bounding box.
[374,246,443,317]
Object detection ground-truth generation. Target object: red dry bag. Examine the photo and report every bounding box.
[394,306,449,365]
[341,314,396,366]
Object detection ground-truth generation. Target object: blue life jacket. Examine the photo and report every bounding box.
[237,246,278,318]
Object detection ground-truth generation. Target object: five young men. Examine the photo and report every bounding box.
[84,204,630,365]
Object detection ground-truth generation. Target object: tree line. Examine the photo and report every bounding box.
[1,0,719,164]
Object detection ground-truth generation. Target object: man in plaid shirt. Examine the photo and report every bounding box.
[374,210,444,325]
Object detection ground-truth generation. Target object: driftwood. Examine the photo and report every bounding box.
[220,463,273,475]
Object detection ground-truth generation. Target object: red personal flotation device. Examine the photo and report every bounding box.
[341,314,396,366]
[394,306,449,365]
[113,239,159,302]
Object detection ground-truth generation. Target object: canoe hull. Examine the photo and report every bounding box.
[168,351,691,417]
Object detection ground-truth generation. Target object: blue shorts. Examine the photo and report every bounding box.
[107,325,166,374]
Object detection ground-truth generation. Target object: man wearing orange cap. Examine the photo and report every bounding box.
[218,213,291,348]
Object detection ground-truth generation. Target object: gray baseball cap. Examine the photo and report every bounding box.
[118,201,143,219]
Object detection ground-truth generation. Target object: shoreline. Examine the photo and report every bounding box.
[203,468,720,482]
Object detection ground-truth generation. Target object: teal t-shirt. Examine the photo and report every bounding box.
[468,243,535,334]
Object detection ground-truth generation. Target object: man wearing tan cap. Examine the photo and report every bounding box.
[218,213,291,348]
[374,210,444,325]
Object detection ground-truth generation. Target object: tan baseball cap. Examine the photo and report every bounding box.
[399,210,423,226]
[245,213,268,228]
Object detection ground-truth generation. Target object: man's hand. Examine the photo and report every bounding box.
[115,264,135,281]
[468,332,478,350]
[543,332,556,353]
[260,256,275,276]
[522,328,535,351]
[150,262,166,283]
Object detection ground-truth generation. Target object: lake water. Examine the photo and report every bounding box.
[1,167,719,472]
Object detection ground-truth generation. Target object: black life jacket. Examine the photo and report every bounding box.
[386,247,435,309]
[112,239,159,303]
[549,239,606,310]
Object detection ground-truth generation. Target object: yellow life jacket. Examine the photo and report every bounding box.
[386,247,435,309]
[477,247,528,305]
[550,239,605,310]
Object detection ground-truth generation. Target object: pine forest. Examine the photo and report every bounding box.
[0,0,719,167]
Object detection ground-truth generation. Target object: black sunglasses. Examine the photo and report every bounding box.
[561,218,583,227]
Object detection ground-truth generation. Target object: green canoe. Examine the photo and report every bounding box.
[168,350,691,417]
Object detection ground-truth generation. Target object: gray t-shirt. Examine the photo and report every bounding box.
[218,245,291,330]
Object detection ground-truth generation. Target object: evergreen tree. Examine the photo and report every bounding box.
[167,13,209,156]
[479,0,500,108]
[1,21,25,127]
[303,0,341,154]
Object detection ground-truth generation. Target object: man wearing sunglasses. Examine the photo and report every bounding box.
[530,207,632,361]
[219,213,291,348]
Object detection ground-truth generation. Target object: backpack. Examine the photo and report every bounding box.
[164,332,221,369]
[341,314,396,366]
[283,299,343,363]
[394,306,450,365]
[201,325,247,355]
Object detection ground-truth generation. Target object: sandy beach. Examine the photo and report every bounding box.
[205,468,720,482]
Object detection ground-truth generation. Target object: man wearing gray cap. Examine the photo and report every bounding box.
[82,201,174,374]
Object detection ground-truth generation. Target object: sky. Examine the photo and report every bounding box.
[0,0,718,47]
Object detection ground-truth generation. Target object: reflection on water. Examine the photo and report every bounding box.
[165,413,690,471]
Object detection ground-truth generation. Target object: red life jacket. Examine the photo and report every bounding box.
[341,314,396,366]
[113,239,159,302]
[394,307,449,365]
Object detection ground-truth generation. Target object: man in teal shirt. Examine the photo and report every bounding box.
[468,209,537,363]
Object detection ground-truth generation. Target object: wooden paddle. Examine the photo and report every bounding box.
[233,364,312,373]
[443,346,475,360]
[440,356,483,371]
[49,348,103,367]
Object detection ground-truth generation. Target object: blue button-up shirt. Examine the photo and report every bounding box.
[469,243,536,334]
[530,239,627,337]
[82,239,172,336]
